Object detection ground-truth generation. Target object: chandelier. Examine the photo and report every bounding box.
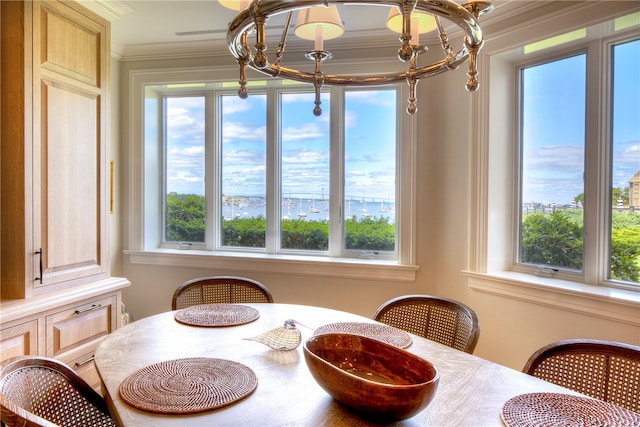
[221,0,493,115]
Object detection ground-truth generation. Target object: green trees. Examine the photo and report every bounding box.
[520,211,583,270]
[345,216,395,251]
[166,193,205,242]
[576,187,629,206]
[520,210,640,282]
[166,194,395,251]
[221,216,266,247]
[220,216,396,251]
[612,187,629,205]
[281,219,329,250]
[166,193,639,282]
[610,213,640,281]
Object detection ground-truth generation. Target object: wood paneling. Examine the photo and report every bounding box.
[0,320,38,362]
[0,0,128,392]
[46,295,114,357]
[1,0,109,298]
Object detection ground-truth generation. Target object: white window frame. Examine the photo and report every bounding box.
[465,2,640,325]
[514,49,589,280]
[125,61,419,281]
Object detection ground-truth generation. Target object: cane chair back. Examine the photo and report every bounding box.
[172,275,274,310]
[373,294,480,353]
[0,356,115,427]
[523,339,640,412]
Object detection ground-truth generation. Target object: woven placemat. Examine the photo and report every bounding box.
[313,322,412,349]
[501,392,640,427]
[174,304,259,327]
[119,357,257,414]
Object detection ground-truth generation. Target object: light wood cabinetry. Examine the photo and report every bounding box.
[0,321,38,362]
[0,283,125,389]
[46,295,116,360]
[0,0,129,390]
[1,0,110,298]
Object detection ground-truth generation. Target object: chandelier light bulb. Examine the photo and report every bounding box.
[315,24,324,51]
[411,16,420,46]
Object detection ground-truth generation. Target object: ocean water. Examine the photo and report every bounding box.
[222,197,395,223]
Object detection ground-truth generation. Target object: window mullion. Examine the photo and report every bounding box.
[266,86,278,253]
[397,84,416,265]
[206,92,217,251]
[583,39,608,284]
[328,86,344,257]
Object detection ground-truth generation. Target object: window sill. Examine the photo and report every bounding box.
[125,250,419,282]
[464,270,640,326]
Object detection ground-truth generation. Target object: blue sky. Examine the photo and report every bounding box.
[522,39,639,205]
[612,40,640,194]
[166,88,397,203]
[164,40,638,207]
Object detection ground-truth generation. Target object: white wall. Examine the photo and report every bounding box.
[114,3,640,370]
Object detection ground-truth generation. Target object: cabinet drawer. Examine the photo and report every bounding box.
[62,350,101,391]
[0,320,38,362]
[46,295,115,358]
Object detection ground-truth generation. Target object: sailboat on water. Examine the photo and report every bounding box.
[297,197,307,217]
[309,195,320,213]
[379,199,392,212]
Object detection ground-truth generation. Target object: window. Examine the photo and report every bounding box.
[136,77,413,266]
[518,54,587,273]
[165,96,206,243]
[220,92,267,248]
[470,5,640,294]
[610,39,640,283]
[517,37,639,286]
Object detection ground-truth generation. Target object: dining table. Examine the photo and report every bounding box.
[94,303,592,426]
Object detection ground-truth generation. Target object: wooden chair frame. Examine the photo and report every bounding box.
[523,339,640,412]
[373,294,480,353]
[0,356,115,427]
[172,275,274,310]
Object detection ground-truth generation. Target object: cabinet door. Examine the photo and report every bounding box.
[31,0,110,291]
[0,320,38,362]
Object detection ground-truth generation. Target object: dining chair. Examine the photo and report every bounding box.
[372,294,480,353]
[0,356,116,427]
[523,339,640,413]
[172,275,274,310]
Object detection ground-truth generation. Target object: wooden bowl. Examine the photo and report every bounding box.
[303,333,439,422]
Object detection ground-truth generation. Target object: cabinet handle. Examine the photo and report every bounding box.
[34,248,43,283]
[75,304,102,314]
[75,355,95,368]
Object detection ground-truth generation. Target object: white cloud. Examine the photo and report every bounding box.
[282,149,328,164]
[222,96,254,114]
[222,122,266,142]
[282,123,324,141]
[168,145,204,156]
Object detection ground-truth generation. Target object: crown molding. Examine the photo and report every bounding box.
[113,28,406,62]
[110,1,538,62]
[78,0,136,21]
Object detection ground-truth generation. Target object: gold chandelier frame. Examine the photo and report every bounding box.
[226,0,493,115]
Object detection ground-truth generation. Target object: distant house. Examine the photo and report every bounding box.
[630,170,640,209]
